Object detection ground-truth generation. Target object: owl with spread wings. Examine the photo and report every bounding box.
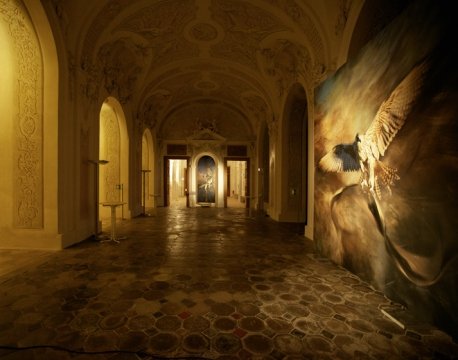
[319,61,429,199]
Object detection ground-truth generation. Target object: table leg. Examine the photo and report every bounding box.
[110,205,118,242]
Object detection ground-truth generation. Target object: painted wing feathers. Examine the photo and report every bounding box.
[319,144,360,173]
[365,61,429,159]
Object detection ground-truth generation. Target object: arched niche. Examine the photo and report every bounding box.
[0,0,59,249]
[98,97,130,222]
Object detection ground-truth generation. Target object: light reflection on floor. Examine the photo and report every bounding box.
[0,207,456,359]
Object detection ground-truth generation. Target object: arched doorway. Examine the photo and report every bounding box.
[279,84,308,225]
[98,97,129,224]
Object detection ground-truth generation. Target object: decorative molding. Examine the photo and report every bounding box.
[1,0,44,228]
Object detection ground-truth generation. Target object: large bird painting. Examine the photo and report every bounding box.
[318,60,429,199]
[314,0,458,339]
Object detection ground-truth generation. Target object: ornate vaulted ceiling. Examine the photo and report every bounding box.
[46,0,361,140]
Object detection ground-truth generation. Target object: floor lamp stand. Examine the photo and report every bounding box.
[88,159,109,240]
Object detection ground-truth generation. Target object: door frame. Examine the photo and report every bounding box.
[224,157,250,208]
[164,156,190,207]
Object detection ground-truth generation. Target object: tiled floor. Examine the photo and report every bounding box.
[0,208,456,359]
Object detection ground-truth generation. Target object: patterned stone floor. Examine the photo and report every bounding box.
[0,208,457,359]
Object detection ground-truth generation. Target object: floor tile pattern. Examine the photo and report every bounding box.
[0,208,456,359]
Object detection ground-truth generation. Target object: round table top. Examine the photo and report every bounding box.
[100,202,126,207]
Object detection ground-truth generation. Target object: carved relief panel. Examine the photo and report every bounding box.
[1,0,44,228]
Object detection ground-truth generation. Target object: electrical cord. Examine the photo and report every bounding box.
[0,344,209,359]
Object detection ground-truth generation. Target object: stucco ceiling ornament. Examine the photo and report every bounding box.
[260,39,312,97]
[265,0,326,62]
[97,38,146,103]
[115,0,199,68]
[190,22,218,42]
[140,90,172,130]
[210,0,287,69]
[194,117,219,136]
[311,61,327,86]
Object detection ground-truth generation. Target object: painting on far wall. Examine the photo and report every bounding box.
[314,0,458,338]
[197,155,216,203]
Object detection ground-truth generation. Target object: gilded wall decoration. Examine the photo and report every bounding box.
[1,0,44,229]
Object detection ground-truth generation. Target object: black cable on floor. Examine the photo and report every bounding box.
[0,344,209,359]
